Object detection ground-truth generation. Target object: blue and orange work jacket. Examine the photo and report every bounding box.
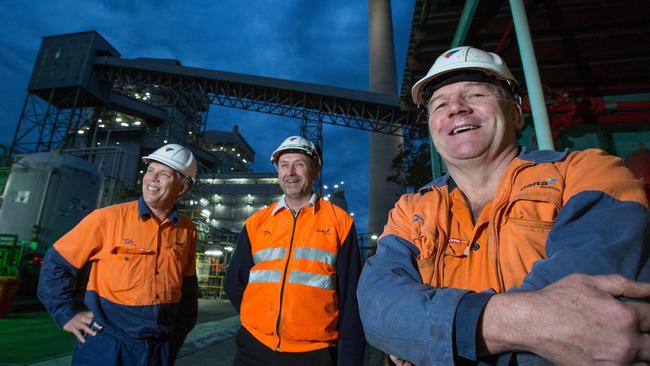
[38,198,198,352]
[225,194,365,366]
[358,148,650,366]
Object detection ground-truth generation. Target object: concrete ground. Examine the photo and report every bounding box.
[20,298,390,366]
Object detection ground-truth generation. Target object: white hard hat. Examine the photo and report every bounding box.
[270,136,321,169]
[411,46,519,107]
[142,143,197,183]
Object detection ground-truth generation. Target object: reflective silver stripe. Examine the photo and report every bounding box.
[293,247,337,267]
[252,248,286,264]
[249,270,282,283]
[288,270,335,290]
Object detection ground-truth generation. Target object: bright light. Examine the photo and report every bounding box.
[199,198,209,206]
[120,122,129,127]
[217,203,222,207]
[371,235,378,240]
[224,246,234,252]
[340,181,344,185]
[116,142,120,145]
[115,117,122,122]
[77,130,85,134]
[145,92,151,96]
[242,159,247,163]
[163,140,168,143]
[334,184,339,189]
[324,197,329,201]
[201,209,211,217]
[139,170,144,174]
[237,153,241,157]
[323,185,328,190]
[98,119,103,122]
[97,142,101,146]
[98,123,106,128]
[133,121,142,126]
[350,212,355,217]
[247,194,252,197]
[231,148,235,151]
[188,131,192,135]
[205,249,223,257]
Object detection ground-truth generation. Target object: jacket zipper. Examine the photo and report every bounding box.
[274,212,299,351]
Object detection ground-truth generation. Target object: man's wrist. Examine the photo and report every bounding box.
[480,292,536,355]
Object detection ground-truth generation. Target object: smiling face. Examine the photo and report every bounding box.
[142,161,188,213]
[277,152,316,201]
[426,81,523,165]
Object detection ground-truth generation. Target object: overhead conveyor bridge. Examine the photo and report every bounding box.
[93,56,416,135]
[10,31,417,157]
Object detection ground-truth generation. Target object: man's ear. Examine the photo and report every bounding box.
[511,101,525,131]
[178,180,191,197]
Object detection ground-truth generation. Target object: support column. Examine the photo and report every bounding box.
[368,0,403,234]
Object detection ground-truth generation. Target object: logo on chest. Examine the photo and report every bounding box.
[316,227,331,235]
[520,177,560,192]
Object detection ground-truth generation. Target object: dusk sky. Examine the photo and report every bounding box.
[0,0,417,232]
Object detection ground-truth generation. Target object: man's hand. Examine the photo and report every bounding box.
[390,355,415,366]
[62,311,102,343]
[482,274,650,365]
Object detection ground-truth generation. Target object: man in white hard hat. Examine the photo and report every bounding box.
[225,136,365,366]
[357,46,650,365]
[38,143,198,365]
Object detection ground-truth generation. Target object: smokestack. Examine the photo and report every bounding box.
[368,0,403,234]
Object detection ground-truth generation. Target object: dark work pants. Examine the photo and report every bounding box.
[233,326,337,366]
[71,327,172,366]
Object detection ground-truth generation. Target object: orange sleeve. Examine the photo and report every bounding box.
[52,209,105,269]
[381,194,416,242]
[562,149,648,208]
[183,224,197,277]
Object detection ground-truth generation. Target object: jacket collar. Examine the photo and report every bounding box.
[272,193,319,216]
[138,196,180,224]
[416,146,570,195]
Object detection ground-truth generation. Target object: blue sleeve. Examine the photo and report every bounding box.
[224,226,253,312]
[454,292,494,361]
[37,247,84,329]
[515,191,650,292]
[336,223,365,366]
[170,274,198,361]
[357,234,471,366]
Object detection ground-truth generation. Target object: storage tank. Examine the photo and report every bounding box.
[0,152,103,248]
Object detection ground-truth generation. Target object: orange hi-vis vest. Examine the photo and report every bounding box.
[239,197,354,352]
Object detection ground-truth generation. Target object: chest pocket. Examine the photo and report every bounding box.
[504,191,561,229]
[166,242,187,286]
[501,191,562,264]
[108,246,155,292]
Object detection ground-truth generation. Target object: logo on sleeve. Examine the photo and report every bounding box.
[412,214,424,224]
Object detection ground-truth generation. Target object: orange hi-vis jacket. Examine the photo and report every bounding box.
[38,198,197,343]
[226,195,364,360]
